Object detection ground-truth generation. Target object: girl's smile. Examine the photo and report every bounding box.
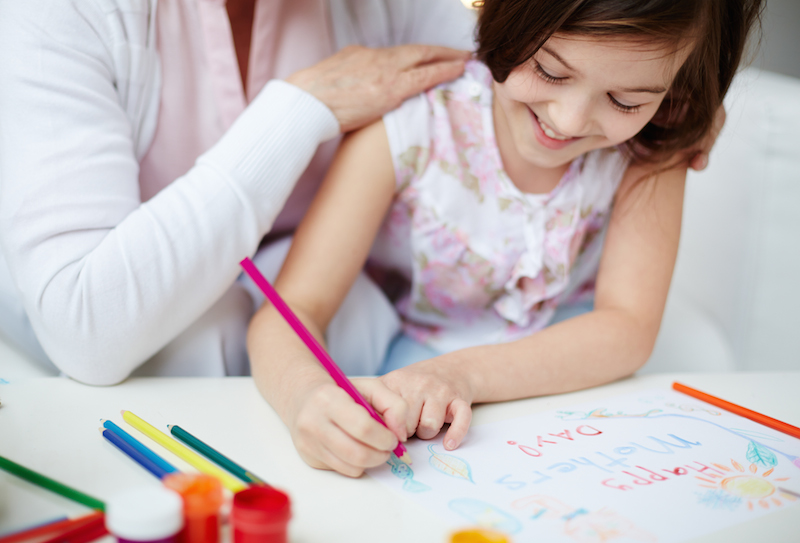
[493,34,692,193]
[529,108,581,149]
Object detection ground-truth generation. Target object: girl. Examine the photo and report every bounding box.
[247,0,763,477]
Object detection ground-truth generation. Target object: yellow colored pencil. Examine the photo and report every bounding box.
[121,411,246,492]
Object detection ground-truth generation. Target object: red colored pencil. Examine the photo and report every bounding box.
[240,257,411,464]
[672,382,800,439]
[37,515,107,543]
[0,512,104,543]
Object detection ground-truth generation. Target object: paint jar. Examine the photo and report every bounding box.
[231,486,291,543]
[106,486,184,543]
[163,473,224,543]
[449,528,510,543]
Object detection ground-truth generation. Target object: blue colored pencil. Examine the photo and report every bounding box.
[101,428,170,479]
[101,419,178,474]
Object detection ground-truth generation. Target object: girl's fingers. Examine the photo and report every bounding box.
[320,421,392,474]
[442,399,472,450]
[416,398,448,440]
[297,415,392,477]
[327,389,399,452]
[354,378,409,441]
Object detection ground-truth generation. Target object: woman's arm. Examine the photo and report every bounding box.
[247,120,406,477]
[0,1,468,385]
[380,162,687,450]
[0,2,337,384]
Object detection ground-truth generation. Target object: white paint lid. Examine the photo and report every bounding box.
[105,487,184,540]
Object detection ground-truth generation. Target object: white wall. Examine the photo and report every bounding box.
[754,0,800,78]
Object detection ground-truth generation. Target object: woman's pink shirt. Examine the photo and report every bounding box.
[139,0,339,233]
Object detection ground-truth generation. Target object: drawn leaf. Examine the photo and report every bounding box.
[746,440,778,468]
[428,444,475,483]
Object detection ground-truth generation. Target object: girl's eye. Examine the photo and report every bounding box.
[533,62,566,84]
[608,94,641,114]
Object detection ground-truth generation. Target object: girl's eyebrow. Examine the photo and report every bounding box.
[540,46,667,94]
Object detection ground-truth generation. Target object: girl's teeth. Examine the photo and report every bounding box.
[538,118,569,140]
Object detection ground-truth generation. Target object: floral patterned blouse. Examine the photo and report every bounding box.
[370,61,629,353]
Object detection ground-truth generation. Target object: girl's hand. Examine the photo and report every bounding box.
[285,377,409,477]
[379,357,474,451]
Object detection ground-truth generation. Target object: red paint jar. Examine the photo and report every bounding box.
[231,486,291,543]
[163,473,224,543]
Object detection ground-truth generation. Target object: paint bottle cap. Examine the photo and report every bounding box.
[231,486,291,543]
[106,486,184,542]
[449,528,511,543]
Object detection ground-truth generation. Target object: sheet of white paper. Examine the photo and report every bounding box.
[368,389,800,542]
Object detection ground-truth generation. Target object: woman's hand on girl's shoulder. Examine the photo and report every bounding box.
[379,357,473,451]
[287,378,409,477]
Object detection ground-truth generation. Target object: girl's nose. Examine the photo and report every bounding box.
[547,94,593,138]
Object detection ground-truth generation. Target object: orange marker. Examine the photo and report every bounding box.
[672,382,800,440]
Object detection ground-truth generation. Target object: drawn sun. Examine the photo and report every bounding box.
[696,459,796,510]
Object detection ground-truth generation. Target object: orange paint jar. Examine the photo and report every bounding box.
[163,473,224,543]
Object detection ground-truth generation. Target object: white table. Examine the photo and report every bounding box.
[1,373,798,542]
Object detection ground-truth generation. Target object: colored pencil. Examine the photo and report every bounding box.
[168,424,265,485]
[240,257,411,464]
[101,419,178,474]
[121,410,247,492]
[101,427,170,479]
[0,455,104,511]
[38,513,107,543]
[0,512,104,543]
[672,382,800,439]
[0,516,68,543]
[778,487,800,499]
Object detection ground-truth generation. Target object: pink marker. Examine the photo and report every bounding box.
[240,257,411,464]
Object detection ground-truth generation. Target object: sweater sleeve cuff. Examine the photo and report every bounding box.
[198,79,340,232]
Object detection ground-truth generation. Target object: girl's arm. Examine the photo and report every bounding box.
[247,120,407,477]
[380,162,687,450]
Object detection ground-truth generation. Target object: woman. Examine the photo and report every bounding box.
[0,0,474,384]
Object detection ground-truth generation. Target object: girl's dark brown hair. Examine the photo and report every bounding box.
[475,0,764,165]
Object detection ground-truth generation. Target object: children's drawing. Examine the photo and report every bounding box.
[730,429,784,442]
[746,440,778,468]
[512,495,657,542]
[428,444,475,483]
[695,458,794,511]
[448,498,522,534]
[386,453,431,493]
[556,408,662,420]
[664,402,721,416]
[696,489,743,511]
[367,389,800,543]
[559,408,800,469]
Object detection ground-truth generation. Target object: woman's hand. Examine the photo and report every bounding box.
[286,45,470,132]
[379,356,474,451]
[285,377,410,477]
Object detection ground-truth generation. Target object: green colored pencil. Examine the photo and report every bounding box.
[167,424,266,485]
[0,455,105,511]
